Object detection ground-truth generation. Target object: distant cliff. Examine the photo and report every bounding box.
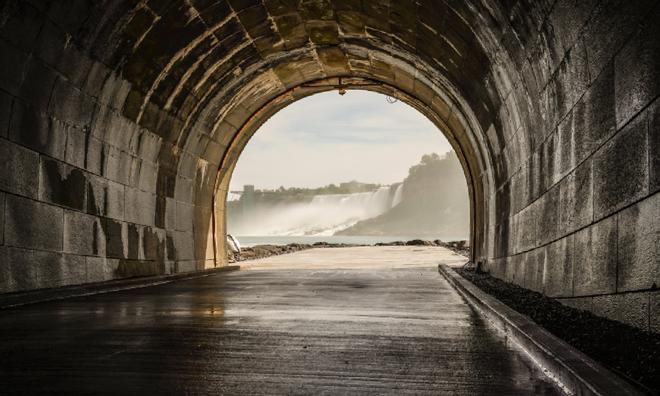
[335,152,469,238]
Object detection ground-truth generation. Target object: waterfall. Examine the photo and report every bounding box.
[232,186,403,236]
[391,183,404,207]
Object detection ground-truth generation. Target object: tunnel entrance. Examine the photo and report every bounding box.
[219,89,471,257]
[211,80,488,265]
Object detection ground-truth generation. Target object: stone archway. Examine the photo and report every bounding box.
[0,0,657,331]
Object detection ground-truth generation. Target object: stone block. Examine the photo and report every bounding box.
[87,174,125,220]
[614,8,660,128]
[48,78,95,128]
[4,195,63,251]
[651,292,660,333]
[573,216,617,296]
[174,176,194,204]
[542,235,574,298]
[559,160,593,236]
[0,138,39,198]
[173,231,194,261]
[0,38,29,95]
[64,127,87,169]
[9,102,67,160]
[165,197,177,230]
[649,98,660,193]
[124,187,156,226]
[115,259,160,278]
[523,248,545,293]
[18,56,58,110]
[0,90,12,138]
[591,292,650,331]
[127,223,141,260]
[176,201,194,232]
[538,184,560,245]
[63,210,105,256]
[103,219,126,259]
[0,192,4,245]
[593,112,649,220]
[617,193,659,291]
[34,250,86,288]
[86,257,119,283]
[39,157,87,211]
[6,247,40,291]
[143,227,165,261]
[0,246,12,292]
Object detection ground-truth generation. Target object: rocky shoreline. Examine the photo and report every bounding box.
[228,239,470,262]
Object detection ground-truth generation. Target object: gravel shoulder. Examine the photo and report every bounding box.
[456,268,660,394]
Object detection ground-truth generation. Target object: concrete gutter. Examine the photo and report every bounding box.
[438,264,649,396]
[0,265,240,309]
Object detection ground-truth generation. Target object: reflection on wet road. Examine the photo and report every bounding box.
[0,247,559,394]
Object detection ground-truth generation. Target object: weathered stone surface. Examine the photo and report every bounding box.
[39,157,87,211]
[0,192,4,245]
[649,98,660,194]
[591,292,650,331]
[617,193,659,292]
[614,7,660,128]
[593,111,649,220]
[4,195,63,251]
[652,291,660,333]
[85,257,119,283]
[124,187,156,226]
[64,210,106,256]
[0,138,39,198]
[542,235,574,298]
[559,160,593,237]
[104,219,126,259]
[573,216,617,296]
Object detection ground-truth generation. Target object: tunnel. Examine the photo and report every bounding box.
[0,0,657,333]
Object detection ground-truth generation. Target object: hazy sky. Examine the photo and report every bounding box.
[229,90,453,191]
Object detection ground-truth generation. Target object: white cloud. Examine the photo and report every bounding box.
[229,90,453,190]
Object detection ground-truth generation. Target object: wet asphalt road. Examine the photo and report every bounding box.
[0,247,559,395]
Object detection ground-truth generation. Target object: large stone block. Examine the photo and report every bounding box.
[103,219,126,259]
[87,174,125,220]
[0,246,11,292]
[9,102,67,160]
[0,38,29,95]
[649,98,660,193]
[34,250,87,289]
[537,184,560,245]
[4,195,63,251]
[0,138,39,198]
[593,112,649,220]
[39,157,87,211]
[523,248,545,293]
[6,247,40,291]
[559,160,593,236]
[617,193,659,291]
[573,216,617,296]
[176,201,194,232]
[124,187,156,226]
[591,292,650,331]
[614,7,660,129]
[63,210,105,256]
[542,235,574,298]
[85,257,119,283]
[0,192,4,245]
[651,292,660,333]
[0,90,12,138]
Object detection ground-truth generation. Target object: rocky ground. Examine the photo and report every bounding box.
[229,239,470,262]
[456,268,660,393]
[228,242,364,262]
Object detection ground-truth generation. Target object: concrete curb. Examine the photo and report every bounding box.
[0,265,241,309]
[438,264,649,396]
